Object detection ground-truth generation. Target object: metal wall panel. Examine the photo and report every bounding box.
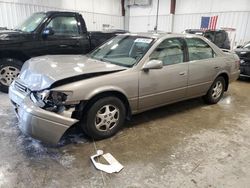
[173,11,250,45]
[129,15,172,32]
[0,1,124,30]
[127,0,250,45]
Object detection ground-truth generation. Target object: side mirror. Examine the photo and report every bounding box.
[142,60,163,70]
[42,27,54,38]
[236,45,243,49]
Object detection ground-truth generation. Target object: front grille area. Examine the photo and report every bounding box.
[14,81,29,93]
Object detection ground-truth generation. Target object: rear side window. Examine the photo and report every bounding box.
[186,38,215,61]
[214,31,226,47]
[150,38,184,66]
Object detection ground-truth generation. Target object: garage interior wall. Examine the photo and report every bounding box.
[127,0,172,32]
[0,0,124,31]
[127,0,250,45]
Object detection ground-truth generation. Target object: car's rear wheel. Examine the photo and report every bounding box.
[0,58,22,93]
[203,76,225,104]
[81,96,126,140]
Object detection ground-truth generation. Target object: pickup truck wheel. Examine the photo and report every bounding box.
[82,97,126,140]
[203,76,225,104]
[0,58,22,93]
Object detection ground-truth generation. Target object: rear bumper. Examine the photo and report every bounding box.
[239,61,250,77]
[9,83,79,145]
[239,68,250,77]
[240,74,250,78]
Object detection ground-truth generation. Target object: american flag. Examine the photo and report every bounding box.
[200,16,218,30]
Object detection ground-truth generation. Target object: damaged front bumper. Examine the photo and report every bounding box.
[8,82,79,145]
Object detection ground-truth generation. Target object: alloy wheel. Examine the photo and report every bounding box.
[95,104,120,132]
[0,66,20,86]
[212,80,223,99]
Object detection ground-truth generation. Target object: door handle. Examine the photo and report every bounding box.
[214,66,219,69]
[59,44,68,48]
[179,71,187,76]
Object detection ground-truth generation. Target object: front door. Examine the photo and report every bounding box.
[139,38,188,111]
[41,14,89,55]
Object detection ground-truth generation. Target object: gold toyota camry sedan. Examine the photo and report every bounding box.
[9,33,240,145]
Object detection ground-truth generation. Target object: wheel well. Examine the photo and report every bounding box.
[76,91,132,120]
[218,73,229,91]
[0,50,30,63]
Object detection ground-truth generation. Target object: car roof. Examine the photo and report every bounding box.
[186,29,225,32]
[46,11,80,15]
[119,32,203,39]
[34,11,80,15]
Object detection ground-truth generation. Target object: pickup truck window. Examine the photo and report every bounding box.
[15,13,46,32]
[90,35,154,67]
[46,16,79,36]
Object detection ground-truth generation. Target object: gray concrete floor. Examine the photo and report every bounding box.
[0,80,250,188]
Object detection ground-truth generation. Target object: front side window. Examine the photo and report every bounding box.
[90,35,154,67]
[150,38,184,66]
[15,13,46,32]
[46,16,79,36]
[186,38,215,61]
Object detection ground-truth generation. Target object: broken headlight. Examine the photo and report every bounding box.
[31,90,72,112]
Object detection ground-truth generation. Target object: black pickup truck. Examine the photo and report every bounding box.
[0,11,125,92]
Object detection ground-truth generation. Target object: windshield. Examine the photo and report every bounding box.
[244,43,250,49]
[90,35,154,67]
[15,13,46,32]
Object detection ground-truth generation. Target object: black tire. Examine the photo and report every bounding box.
[203,76,225,104]
[81,96,126,140]
[0,58,23,93]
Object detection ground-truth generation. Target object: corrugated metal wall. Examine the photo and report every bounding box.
[1,0,250,45]
[129,15,172,32]
[173,11,250,45]
[127,0,250,45]
[0,0,124,31]
[128,0,172,32]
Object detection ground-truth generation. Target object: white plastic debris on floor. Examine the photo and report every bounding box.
[90,150,123,173]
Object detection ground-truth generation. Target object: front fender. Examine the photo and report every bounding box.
[85,86,129,100]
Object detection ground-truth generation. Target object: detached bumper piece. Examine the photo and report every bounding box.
[90,150,124,173]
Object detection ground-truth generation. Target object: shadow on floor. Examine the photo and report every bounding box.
[238,77,250,82]
[59,97,208,147]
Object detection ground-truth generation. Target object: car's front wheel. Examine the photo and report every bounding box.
[81,96,126,140]
[0,58,22,93]
[203,76,225,104]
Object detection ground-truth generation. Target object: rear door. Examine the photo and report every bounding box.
[185,37,220,97]
[139,38,188,111]
[41,13,90,55]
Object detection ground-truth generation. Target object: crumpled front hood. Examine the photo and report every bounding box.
[19,55,127,91]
